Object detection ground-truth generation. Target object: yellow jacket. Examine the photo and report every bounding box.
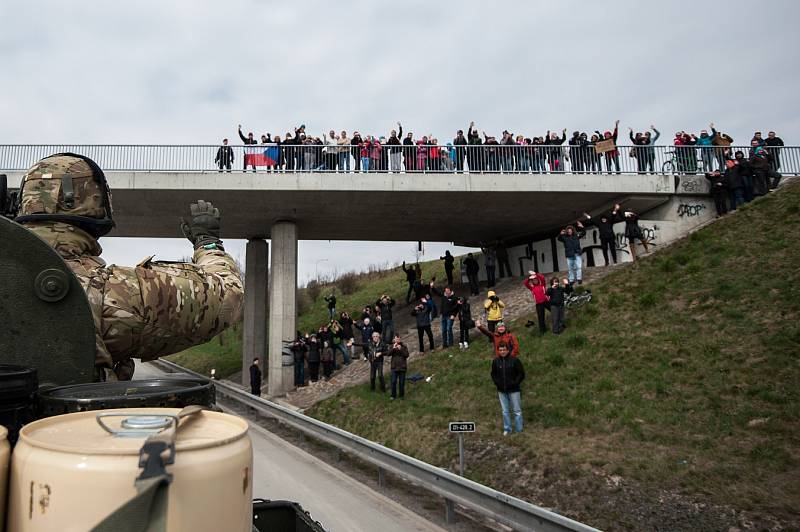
[483,290,505,321]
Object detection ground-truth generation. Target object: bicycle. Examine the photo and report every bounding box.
[661,150,706,175]
[564,290,592,310]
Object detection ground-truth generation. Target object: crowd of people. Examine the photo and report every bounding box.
[213,122,787,176]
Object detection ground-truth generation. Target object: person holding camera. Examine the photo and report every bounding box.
[523,271,550,335]
[290,335,308,387]
[389,334,410,400]
[483,290,505,333]
[557,222,586,285]
[365,331,387,392]
[411,297,435,353]
[456,296,473,349]
[376,294,396,344]
[430,282,459,349]
[545,277,572,335]
[353,317,375,360]
[491,342,525,435]
[305,334,321,382]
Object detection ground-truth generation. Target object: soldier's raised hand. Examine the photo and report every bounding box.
[181,200,223,249]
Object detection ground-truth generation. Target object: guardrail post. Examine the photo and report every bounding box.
[377,467,386,488]
[444,498,456,524]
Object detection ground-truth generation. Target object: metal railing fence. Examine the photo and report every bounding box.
[151,358,599,532]
[1,144,797,176]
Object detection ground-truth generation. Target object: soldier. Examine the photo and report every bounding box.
[15,153,244,381]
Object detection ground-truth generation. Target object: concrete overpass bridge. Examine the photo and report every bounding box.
[4,143,797,396]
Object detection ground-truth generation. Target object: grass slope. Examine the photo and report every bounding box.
[167,257,449,377]
[308,182,800,530]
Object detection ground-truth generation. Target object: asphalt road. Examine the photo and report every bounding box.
[133,361,445,532]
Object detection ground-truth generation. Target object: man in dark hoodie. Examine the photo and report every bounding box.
[568,131,585,173]
[546,276,572,335]
[557,222,587,284]
[430,282,459,348]
[765,131,785,171]
[490,343,525,435]
[467,121,484,171]
[387,122,403,172]
[411,297,435,352]
[583,206,621,266]
[375,294,396,344]
[249,357,262,396]
[365,331,387,392]
[440,250,456,285]
[453,129,468,172]
[402,261,418,303]
[456,296,472,349]
[705,170,729,216]
[463,253,480,295]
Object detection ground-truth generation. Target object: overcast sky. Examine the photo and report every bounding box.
[3,1,799,283]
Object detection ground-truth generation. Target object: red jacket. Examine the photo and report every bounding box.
[477,325,520,358]
[523,274,549,304]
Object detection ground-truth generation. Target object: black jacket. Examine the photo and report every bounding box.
[375,298,395,321]
[412,302,433,327]
[238,130,257,145]
[324,295,336,309]
[365,340,387,363]
[457,301,472,322]
[725,160,749,190]
[215,146,234,164]
[491,356,525,393]
[463,257,479,275]
[306,340,321,363]
[387,126,403,153]
[585,212,619,240]
[705,173,728,194]
[441,253,455,272]
[389,343,409,371]
[546,284,572,306]
[431,286,459,317]
[557,228,586,258]
[249,363,262,387]
[401,262,417,283]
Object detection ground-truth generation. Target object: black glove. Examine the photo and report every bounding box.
[181,200,223,249]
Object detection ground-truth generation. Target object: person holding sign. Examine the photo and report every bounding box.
[595,120,620,174]
[491,343,525,435]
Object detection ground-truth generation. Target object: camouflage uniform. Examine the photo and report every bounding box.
[17,154,243,380]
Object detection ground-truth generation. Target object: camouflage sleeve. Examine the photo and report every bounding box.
[101,247,243,362]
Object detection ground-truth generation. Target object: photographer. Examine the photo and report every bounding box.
[411,297,435,353]
[523,271,550,335]
[483,290,505,333]
[557,222,586,285]
[365,331,387,392]
[353,317,375,360]
[545,277,572,335]
[305,334,321,382]
[290,335,308,387]
[324,292,337,320]
[389,334,410,400]
[430,282,459,349]
[375,294,396,343]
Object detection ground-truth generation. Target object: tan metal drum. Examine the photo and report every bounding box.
[8,408,252,532]
[1,425,8,527]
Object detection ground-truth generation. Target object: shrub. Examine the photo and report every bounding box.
[337,271,360,295]
[297,288,312,315]
[306,280,322,301]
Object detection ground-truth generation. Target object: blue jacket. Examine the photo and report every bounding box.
[557,228,586,258]
[695,128,717,147]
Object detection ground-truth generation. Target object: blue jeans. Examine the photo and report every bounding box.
[333,342,350,367]
[294,360,305,386]
[701,148,714,172]
[498,391,523,433]
[440,315,454,347]
[339,152,350,172]
[730,188,745,210]
[567,255,583,282]
[381,319,395,344]
[361,157,370,172]
[391,370,406,398]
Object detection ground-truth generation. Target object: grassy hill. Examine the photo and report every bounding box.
[167,256,450,377]
[308,181,800,530]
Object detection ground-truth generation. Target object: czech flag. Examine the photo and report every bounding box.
[244,145,279,167]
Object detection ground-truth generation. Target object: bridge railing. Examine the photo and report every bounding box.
[0,144,797,176]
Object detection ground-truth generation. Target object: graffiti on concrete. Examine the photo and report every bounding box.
[680,177,704,193]
[615,225,659,254]
[677,203,706,217]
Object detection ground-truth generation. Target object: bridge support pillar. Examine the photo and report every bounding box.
[268,221,298,397]
[242,239,268,389]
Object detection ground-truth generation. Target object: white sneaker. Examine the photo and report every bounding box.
[458,342,464,349]
[464,342,469,349]
[502,431,510,436]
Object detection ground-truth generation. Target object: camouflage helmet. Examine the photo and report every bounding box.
[16,153,114,237]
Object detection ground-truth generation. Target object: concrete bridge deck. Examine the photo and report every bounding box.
[6,170,675,242]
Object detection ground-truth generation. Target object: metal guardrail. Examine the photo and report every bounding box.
[151,358,599,532]
[1,143,797,176]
